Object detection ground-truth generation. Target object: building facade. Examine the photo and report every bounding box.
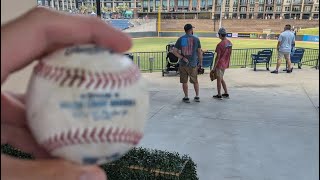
[37,0,319,19]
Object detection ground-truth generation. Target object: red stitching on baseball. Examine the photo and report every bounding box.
[42,127,143,152]
[33,63,140,89]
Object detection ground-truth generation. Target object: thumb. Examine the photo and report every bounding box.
[1,155,107,180]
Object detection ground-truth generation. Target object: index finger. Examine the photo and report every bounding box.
[1,7,132,83]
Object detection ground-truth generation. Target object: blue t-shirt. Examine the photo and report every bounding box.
[278,30,295,53]
[175,34,201,67]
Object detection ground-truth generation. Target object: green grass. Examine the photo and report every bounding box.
[129,37,318,52]
[127,37,318,71]
[297,28,319,36]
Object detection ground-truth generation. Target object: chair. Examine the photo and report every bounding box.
[286,48,305,69]
[125,53,134,61]
[201,51,215,70]
[251,49,273,71]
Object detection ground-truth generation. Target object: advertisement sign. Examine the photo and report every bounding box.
[302,35,319,42]
[232,33,238,38]
[238,33,250,38]
[227,33,232,37]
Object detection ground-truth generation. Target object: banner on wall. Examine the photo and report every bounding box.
[227,33,232,37]
[232,33,238,38]
[302,35,319,42]
[238,33,250,38]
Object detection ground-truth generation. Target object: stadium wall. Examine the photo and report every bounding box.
[127,32,318,42]
[161,19,319,33]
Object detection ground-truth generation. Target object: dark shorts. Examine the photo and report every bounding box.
[179,66,198,84]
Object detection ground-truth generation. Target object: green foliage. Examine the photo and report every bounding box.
[1,144,198,180]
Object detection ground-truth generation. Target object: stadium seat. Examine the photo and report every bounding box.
[286,48,305,69]
[201,51,215,70]
[251,49,273,71]
[107,20,133,31]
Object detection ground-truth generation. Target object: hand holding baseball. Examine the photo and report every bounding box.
[1,7,132,180]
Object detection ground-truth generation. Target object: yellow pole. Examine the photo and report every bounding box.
[157,1,162,37]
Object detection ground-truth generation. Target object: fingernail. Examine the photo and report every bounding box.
[80,172,102,180]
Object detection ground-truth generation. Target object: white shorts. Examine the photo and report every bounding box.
[277,51,290,60]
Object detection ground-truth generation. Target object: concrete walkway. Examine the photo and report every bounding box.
[140,68,319,180]
[2,65,319,180]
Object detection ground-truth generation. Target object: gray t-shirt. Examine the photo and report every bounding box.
[278,30,295,53]
[175,34,201,67]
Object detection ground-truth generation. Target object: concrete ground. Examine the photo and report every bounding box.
[2,65,319,180]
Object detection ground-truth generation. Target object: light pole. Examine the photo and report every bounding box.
[219,0,224,29]
[215,0,223,37]
[96,0,101,17]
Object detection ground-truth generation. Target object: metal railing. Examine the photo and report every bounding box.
[127,48,319,72]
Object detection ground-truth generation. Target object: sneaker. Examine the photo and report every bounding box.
[271,70,278,74]
[194,96,200,102]
[222,93,229,98]
[213,95,223,100]
[182,97,190,103]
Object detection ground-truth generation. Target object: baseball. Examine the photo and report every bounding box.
[26,44,149,165]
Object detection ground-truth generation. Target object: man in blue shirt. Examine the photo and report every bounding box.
[173,24,203,103]
[271,24,295,74]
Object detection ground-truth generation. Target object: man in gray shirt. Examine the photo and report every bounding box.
[271,24,295,74]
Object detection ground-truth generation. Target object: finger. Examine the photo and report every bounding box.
[1,7,132,83]
[1,92,26,126]
[1,155,107,180]
[3,91,26,105]
[1,124,51,158]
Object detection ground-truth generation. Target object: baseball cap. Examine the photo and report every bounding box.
[184,24,195,31]
[218,27,227,34]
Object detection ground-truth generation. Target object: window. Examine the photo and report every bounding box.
[267,0,273,4]
[286,0,291,3]
[250,0,255,4]
[240,0,247,4]
[266,6,273,11]
[216,7,221,11]
[233,7,238,12]
[250,7,255,11]
[276,6,282,11]
[315,6,319,11]
[276,0,282,3]
[259,0,264,4]
[285,6,290,11]
[241,7,247,11]
[304,6,311,12]
[293,6,301,11]
[259,6,264,11]
[225,7,230,12]
[226,0,230,5]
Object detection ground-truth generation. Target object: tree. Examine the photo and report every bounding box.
[79,5,88,14]
[102,6,110,13]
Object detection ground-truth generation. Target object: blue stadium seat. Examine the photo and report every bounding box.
[107,20,133,31]
[251,49,273,71]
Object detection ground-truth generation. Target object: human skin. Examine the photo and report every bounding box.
[1,7,132,180]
